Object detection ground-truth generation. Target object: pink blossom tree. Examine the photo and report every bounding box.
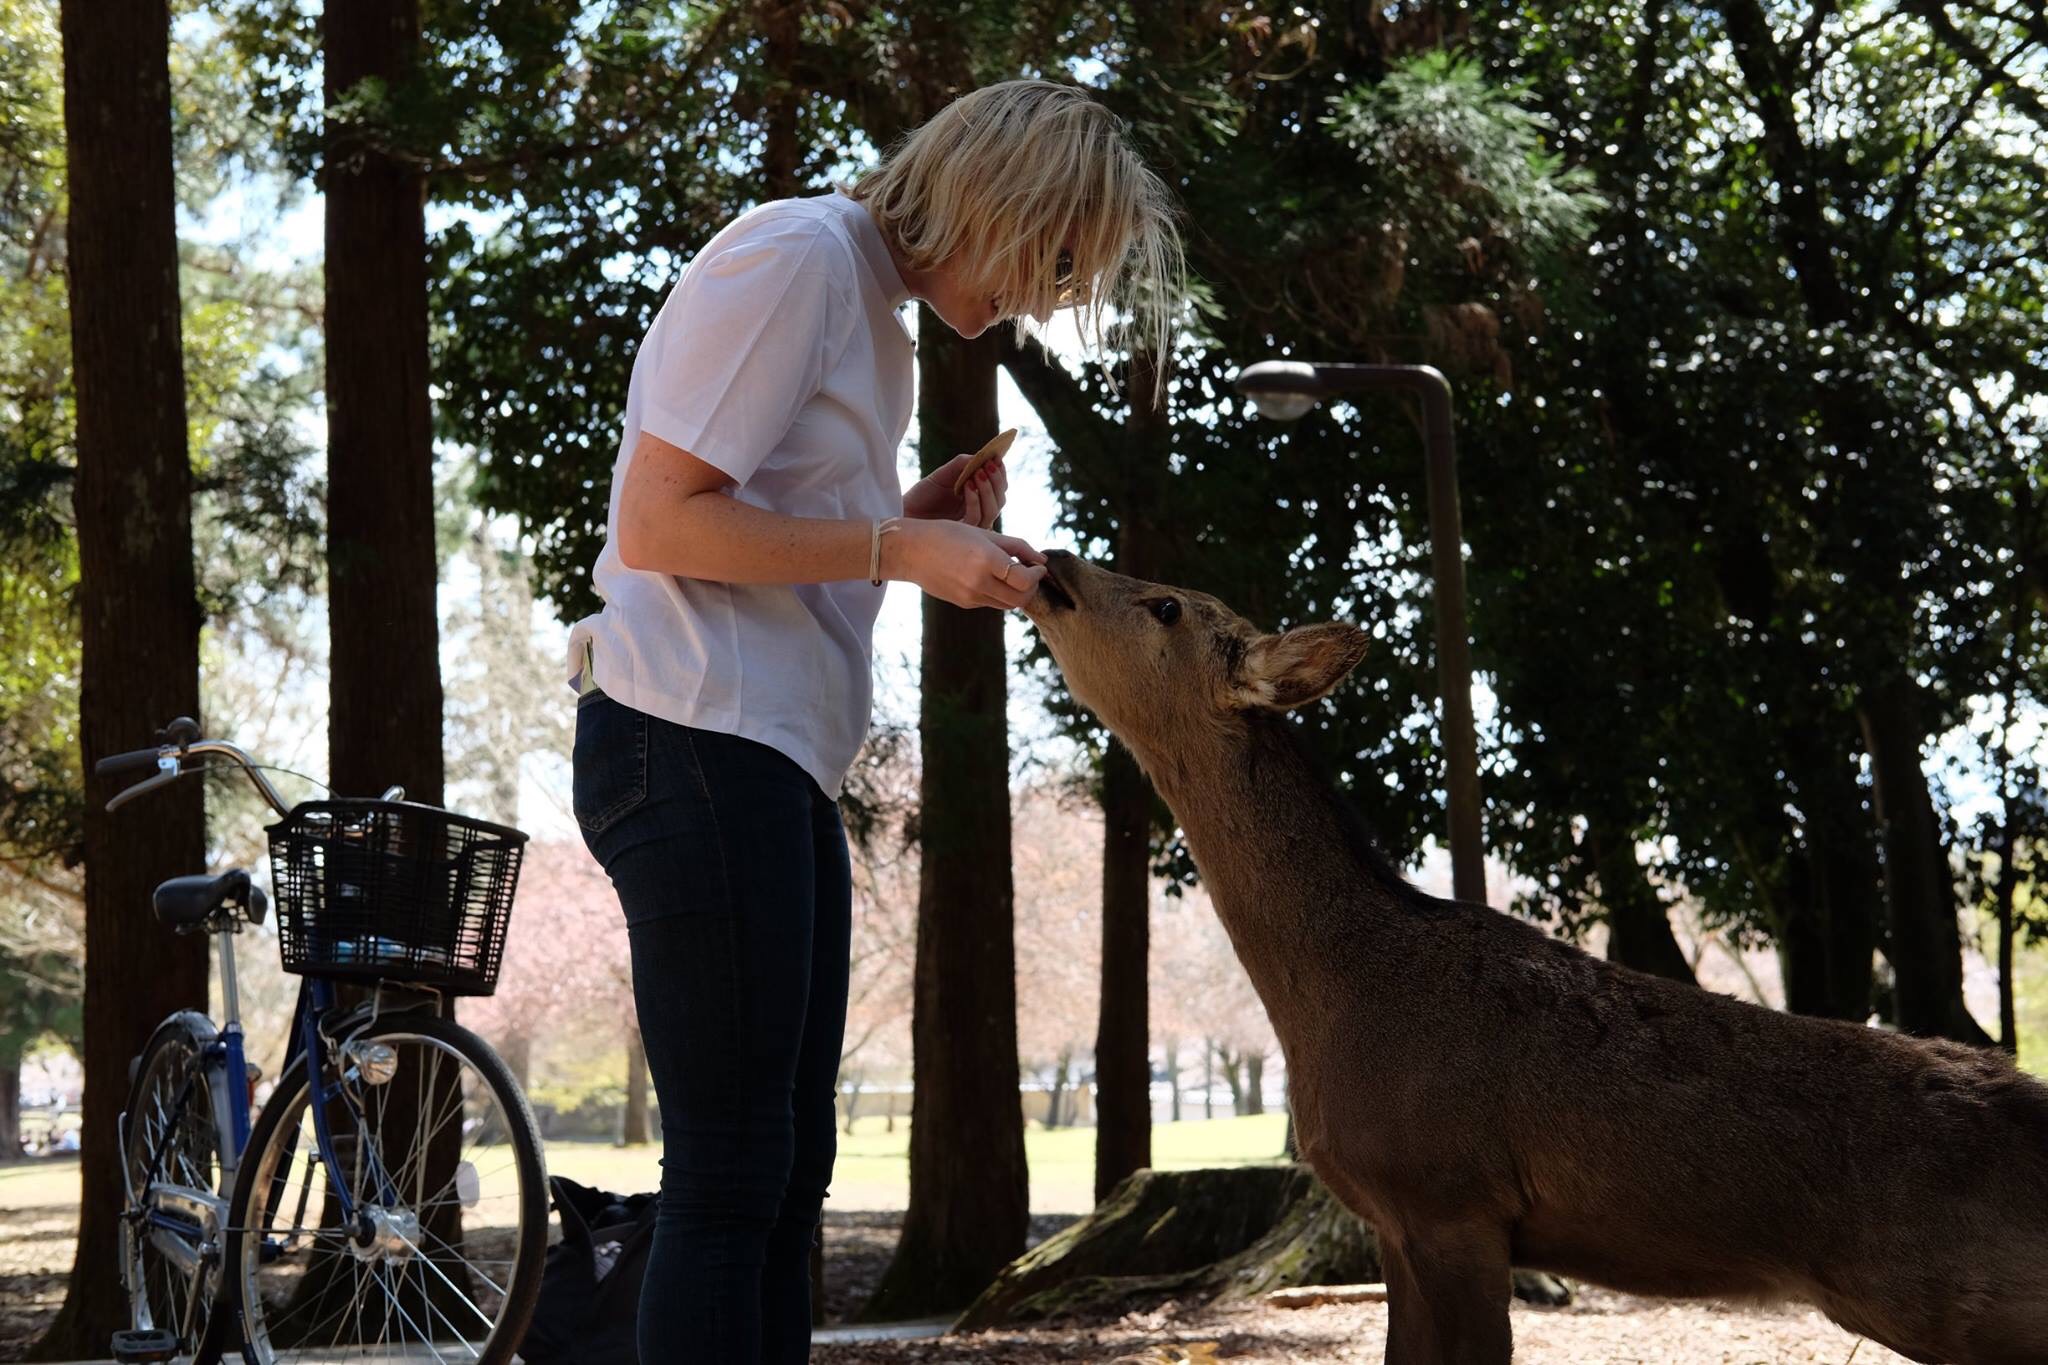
[1011,782,1105,1127]
[1152,882,1280,1120]
[468,839,635,1129]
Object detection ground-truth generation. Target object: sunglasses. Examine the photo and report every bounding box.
[1054,248,1077,306]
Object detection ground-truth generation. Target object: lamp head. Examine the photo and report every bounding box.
[1231,360,1321,422]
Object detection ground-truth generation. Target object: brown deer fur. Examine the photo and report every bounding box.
[1022,549,2048,1365]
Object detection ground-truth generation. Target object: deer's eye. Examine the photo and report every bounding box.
[1150,598,1182,626]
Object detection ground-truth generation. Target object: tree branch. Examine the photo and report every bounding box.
[1717,0,1858,323]
[1900,0,2048,127]
[994,331,1121,457]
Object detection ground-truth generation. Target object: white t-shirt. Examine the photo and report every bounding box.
[564,189,915,800]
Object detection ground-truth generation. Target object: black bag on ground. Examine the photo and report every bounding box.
[518,1175,658,1365]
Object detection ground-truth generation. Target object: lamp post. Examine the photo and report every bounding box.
[1230,360,1486,905]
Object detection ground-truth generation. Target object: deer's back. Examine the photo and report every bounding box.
[1292,897,2048,1300]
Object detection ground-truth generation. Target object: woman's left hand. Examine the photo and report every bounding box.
[902,449,1008,528]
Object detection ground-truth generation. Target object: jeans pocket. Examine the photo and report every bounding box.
[572,696,649,835]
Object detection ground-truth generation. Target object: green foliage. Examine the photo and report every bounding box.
[0,944,80,1066]
[405,2,1107,615]
[0,0,331,1054]
[1453,0,2045,956]
[421,4,774,617]
[0,0,78,870]
[180,0,2045,987]
[1326,48,1600,274]
[999,6,1611,884]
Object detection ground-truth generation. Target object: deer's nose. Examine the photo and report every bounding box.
[1036,549,1081,611]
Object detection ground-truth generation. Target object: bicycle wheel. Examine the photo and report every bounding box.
[224,1009,547,1364]
[121,1011,229,1365]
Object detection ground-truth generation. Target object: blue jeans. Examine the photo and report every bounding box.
[572,691,851,1363]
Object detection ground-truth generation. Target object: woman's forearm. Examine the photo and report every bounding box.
[619,487,897,585]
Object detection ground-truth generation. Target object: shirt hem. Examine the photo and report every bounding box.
[591,674,848,804]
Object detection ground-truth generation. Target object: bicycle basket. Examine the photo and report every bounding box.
[268,800,527,995]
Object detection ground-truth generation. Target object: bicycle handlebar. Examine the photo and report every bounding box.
[98,724,300,819]
[106,766,185,814]
[96,717,205,778]
[95,748,163,778]
[99,716,408,819]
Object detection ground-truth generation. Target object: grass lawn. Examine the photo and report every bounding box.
[536,1112,1291,1215]
[0,1113,1289,1221]
[0,1157,77,1210]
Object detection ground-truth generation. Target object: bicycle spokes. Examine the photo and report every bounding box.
[121,1022,224,1357]
[235,1028,536,1362]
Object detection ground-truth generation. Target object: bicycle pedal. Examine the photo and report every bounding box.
[110,1327,179,1362]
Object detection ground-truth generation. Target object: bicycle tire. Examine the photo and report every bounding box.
[120,1011,230,1365]
[222,1008,547,1365]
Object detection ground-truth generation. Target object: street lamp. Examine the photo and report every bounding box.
[1230,360,1486,905]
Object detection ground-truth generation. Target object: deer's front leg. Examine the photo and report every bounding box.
[1380,1222,1513,1365]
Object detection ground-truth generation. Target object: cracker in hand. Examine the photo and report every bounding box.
[952,428,1019,495]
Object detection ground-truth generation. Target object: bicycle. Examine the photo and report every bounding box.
[101,717,548,1364]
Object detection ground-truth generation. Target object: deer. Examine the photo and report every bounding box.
[1021,547,2048,1365]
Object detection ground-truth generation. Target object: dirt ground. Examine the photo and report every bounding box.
[810,1287,1914,1364]
[1,1172,1910,1364]
[0,1192,67,1362]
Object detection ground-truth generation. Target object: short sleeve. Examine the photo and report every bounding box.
[638,226,850,489]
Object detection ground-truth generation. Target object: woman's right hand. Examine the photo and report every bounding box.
[887,518,1047,611]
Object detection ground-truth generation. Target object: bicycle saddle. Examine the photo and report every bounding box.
[153,868,267,930]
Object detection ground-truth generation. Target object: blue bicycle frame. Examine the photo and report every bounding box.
[132,927,257,1257]
[112,729,427,1343]
[269,975,405,1222]
[135,957,401,1262]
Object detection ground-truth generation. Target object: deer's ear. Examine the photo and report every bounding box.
[1231,623,1369,710]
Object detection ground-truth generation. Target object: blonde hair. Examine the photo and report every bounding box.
[848,80,1186,393]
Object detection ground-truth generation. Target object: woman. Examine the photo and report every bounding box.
[565,78,1182,1361]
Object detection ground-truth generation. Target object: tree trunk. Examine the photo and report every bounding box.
[33,2,209,1354]
[0,1048,20,1161]
[1588,816,1694,984]
[1774,867,1827,1018]
[956,1166,1327,1329]
[1094,347,1167,1203]
[955,1166,1571,1330]
[622,1025,650,1145]
[1994,625,2024,1056]
[1203,1039,1214,1120]
[1775,762,1880,1022]
[989,310,1169,1196]
[841,1074,862,1136]
[1997,828,2018,1055]
[1817,799,1881,1024]
[756,0,802,199]
[299,1,467,1334]
[1718,0,1983,1045]
[1096,735,1153,1199]
[1047,1051,1070,1130]
[1220,1047,1245,1116]
[325,0,442,809]
[1752,706,1877,1021]
[1245,1053,1265,1117]
[860,322,1027,1320]
[1165,1038,1180,1123]
[1858,675,1990,1044]
[467,523,527,826]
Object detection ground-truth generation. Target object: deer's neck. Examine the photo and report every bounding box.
[1139,711,1419,999]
